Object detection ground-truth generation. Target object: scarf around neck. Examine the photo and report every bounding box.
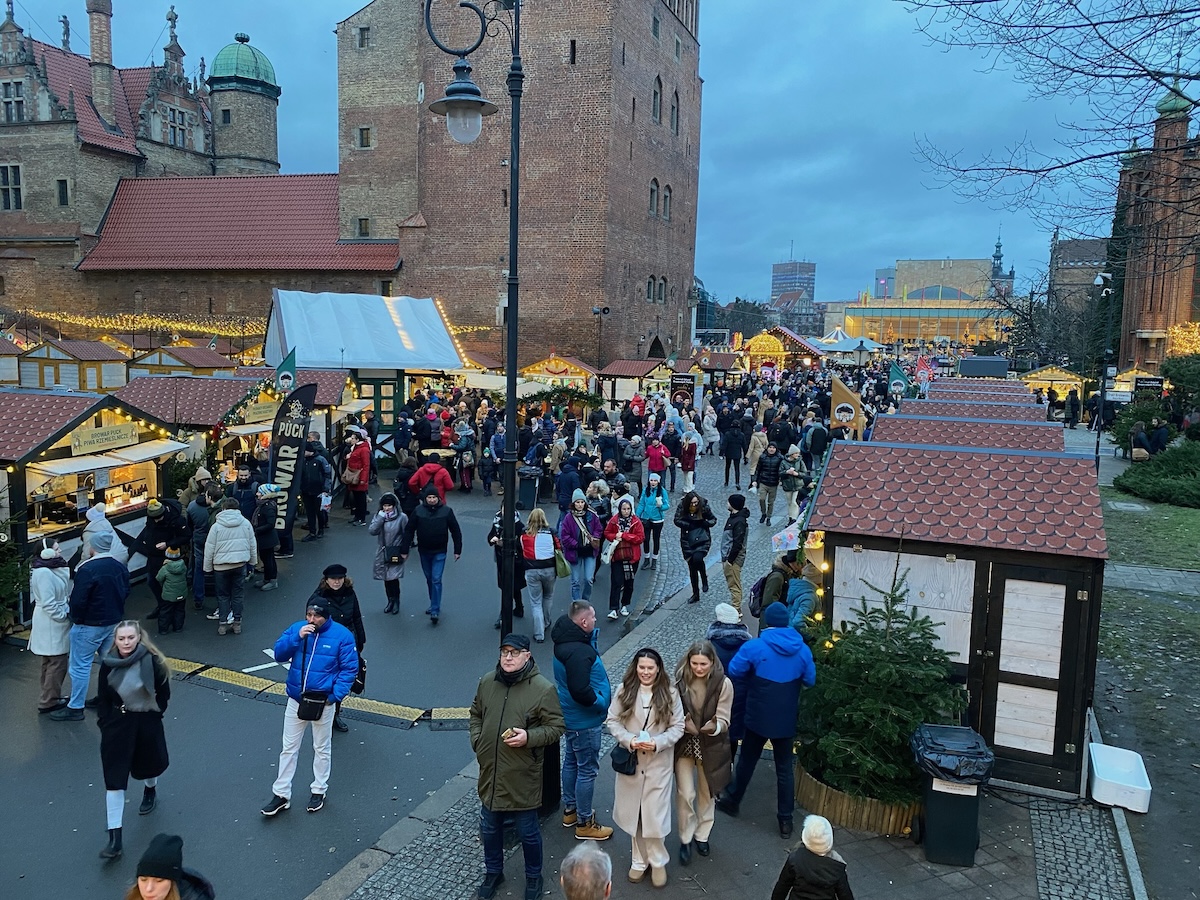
[495,658,533,686]
[104,643,160,713]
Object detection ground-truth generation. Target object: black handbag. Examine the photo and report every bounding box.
[384,545,403,565]
[610,708,652,775]
[351,656,367,695]
[295,635,329,721]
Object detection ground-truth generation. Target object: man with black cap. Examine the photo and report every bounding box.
[261,596,358,817]
[716,600,816,838]
[469,633,565,900]
[134,833,215,899]
[749,442,785,525]
[397,484,463,625]
[299,441,333,542]
[720,494,751,612]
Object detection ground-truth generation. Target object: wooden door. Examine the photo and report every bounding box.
[974,563,1087,773]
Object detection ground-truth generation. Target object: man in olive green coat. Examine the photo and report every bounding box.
[470,633,565,900]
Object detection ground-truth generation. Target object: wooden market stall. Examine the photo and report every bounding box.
[806,441,1107,795]
[0,387,188,573]
[235,367,365,457]
[0,335,20,384]
[597,359,674,409]
[520,353,597,390]
[115,375,264,464]
[18,339,129,392]
[870,414,1065,452]
[768,325,826,372]
[901,399,1045,422]
[926,387,1037,404]
[128,345,238,378]
[1019,365,1085,400]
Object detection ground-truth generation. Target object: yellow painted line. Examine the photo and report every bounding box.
[430,706,470,720]
[342,695,424,722]
[262,682,287,696]
[165,657,206,676]
[194,667,277,692]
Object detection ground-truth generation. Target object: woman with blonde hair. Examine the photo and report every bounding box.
[97,621,172,860]
[673,640,733,866]
[606,647,685,887]
[520,507,561,643]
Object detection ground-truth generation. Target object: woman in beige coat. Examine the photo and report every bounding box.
[29,539,72,713]
[673,640,734,866]
[606,647,685,888]
[747,426,770,475]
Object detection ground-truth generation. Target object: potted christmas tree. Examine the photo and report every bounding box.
[795,566,967,834]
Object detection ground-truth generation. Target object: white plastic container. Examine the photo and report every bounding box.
[1089,743,1151,813]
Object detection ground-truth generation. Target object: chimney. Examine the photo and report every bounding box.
[85,0,114,124]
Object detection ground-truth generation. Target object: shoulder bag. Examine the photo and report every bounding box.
[554,546,570,578]
[295,634,329,721]
[351,655,367,695]
[610,706,652,775]
[340,466,362,486]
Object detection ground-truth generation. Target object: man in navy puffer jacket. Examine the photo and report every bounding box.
[716,601,815,839]
[551,601,614,841]
[261,597,358,817]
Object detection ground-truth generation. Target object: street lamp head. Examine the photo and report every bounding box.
[428,56,499,143]
[1094,272,1112,286]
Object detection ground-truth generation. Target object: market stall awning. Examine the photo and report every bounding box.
[105,439,191,464]
[336,399,373,414]
[225,423,273,437]
[28,454,123,477]
[265,290,462,371]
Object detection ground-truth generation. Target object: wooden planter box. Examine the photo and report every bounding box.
[795,764,920,837]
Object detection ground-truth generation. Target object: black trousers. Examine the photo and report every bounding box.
[642,521,663,556]
[608,560,638,611]
[723,457,741,486]
[685,550,708,597]
[302,492,323,536]
[157,598,186,633]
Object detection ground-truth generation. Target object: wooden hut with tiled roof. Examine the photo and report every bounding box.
[901,398,1046,422]
[18,339,128,392]
[128,345,238,378]
[805,440,1108,794]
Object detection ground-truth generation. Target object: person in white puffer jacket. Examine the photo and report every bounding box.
[30,538,72,713]
[203,498,258,635]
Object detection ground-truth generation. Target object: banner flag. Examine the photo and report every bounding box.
[275,347,298,395]
[269,383,318,534]
[831,375,865,440]
[889,361,908,396]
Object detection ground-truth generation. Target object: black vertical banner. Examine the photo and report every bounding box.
[269,383,318,531]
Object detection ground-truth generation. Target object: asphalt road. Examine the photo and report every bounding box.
[1,482,640,899]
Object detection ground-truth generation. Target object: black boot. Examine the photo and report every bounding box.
[139,786,157,815]
[100,827,122,859]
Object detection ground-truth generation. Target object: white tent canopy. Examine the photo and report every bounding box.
[265,290,462,371]
[820,326,853,344]
[823,336,885,353]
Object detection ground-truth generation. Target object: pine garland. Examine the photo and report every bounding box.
[797,568,968,804]
[487,385,603,410]
[0,493,27,634]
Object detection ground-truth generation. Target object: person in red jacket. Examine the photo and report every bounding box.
[408,452,456,504]
[603,496,644,621]
[344,429,372,525]
[645,435,672,486]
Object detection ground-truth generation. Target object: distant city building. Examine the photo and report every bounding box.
[873,266,895,298]
[769,289,822,336]
[1048,231,1108,311]
[771,260,816,303]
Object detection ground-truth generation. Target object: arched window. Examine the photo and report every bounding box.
[662,185,672,221]
[652,77,662,123]
[649,179,659,216]
[657,278,667,304]
[647,277,656,302]
[670,91,679,134]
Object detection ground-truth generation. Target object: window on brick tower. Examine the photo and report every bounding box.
[2,81,24,123]
[652,14,660,38]
[657,279,667,305]
[358,218,370,237]
[649,179,659,216]
[359,126,372,148]
[675,37,681,61]
[0,164,21,210]
[57,179,69,206]
[652,77,662,122]
[670,92,679,134]
[221,108,231,125]
[662,186,671,221]
[379,279,393,297]
[358,26,371,48]
[647,277,655,303]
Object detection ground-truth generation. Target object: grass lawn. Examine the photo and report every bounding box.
[1099,486,1200,571]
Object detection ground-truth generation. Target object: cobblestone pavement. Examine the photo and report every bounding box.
[319,451,1142,900]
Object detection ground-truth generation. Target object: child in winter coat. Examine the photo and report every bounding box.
[155,546,190,634]
[479,447,498,495]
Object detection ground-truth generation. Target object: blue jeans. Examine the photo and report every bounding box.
[561,726,602,820]
[192,547,206,602]
[725,729,795,820]
[420,551,447,616]
[479,805,542,878]
[569,555,595,603]
[67,624,115,709]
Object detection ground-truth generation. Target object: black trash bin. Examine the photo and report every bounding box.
[910,724,994,867]
[517,465,541,511]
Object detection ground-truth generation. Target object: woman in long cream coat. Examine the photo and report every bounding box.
[29,539,72,713]
[606,647,685,888]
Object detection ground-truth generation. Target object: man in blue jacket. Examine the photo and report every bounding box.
[261,597,358,817]
[716,601,816,838]
[551,601,614,842]
[51,530,130,721]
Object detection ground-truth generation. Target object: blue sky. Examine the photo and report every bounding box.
[26,0,1094,303]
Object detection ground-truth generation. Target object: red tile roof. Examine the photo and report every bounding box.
[934,378,1028,392]
[871,416,1065,452]
[599,359,665,378]
[772,326,826,356]
[0,337,21,356]
[105,334,172,352]
[115,376,259,427]
[691,352,740,371]
[235,368,350,406]
[35,40,142,158]
[928,389,1037,403]
[155,346,238,369]
[0,389,104,461]
[902,399,1045,421]
[181,337,260,356]
[807,443,1107,558]
[39,339,129,361]
[79,175,402,272]
[462,350,503,371]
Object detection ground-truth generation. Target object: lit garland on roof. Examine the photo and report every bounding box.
[39,311,268,338]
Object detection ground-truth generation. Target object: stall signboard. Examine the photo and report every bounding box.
[1106,390,1133,403]
[670,373,698,408]
[1134,377,1165,396]
[70,423,139,456]
[243,400,281,424]
[269,383,318,533]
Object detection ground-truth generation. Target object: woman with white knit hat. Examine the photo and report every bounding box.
[769,814,855,899]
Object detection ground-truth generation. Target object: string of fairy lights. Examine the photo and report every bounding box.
[35,311,269,338]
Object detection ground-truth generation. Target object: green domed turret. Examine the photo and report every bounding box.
[209,33,279,98]
[1155,80,1192,118]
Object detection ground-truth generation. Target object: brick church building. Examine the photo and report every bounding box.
[0,0,701,367]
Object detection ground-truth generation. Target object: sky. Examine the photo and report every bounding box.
[22,0,1091,304]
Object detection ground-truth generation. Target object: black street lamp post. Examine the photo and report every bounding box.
[425,0,523,637]
[1094,272,1114,474]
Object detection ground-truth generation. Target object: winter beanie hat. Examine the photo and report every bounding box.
[802,815,834,856]
[137,833,184,881]
[728,494,746,511]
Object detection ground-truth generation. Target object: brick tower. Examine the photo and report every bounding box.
[208,32,281,175]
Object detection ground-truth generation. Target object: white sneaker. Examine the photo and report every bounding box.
[619,607,630,617]
[607,610,619,621]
